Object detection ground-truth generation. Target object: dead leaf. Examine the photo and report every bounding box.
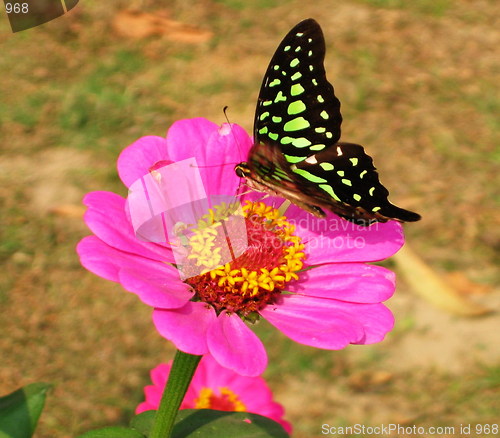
[446,271,493,296]
[49,204,86,218]
[348,370,393,391]
[394,243,493,316]
[112,10,212,43]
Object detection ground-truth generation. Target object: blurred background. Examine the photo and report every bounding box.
[0,1,498,436]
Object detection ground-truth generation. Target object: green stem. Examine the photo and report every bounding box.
[149,350,202,438]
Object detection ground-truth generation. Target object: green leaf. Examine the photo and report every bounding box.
[171,409,289,438]
[0,382,51,438]
[130,409,289,438]
[76,426,145,438]
[129,411,155,436]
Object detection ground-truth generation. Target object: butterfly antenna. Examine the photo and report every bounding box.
[223,106,247,163]
[187,107,244,172]
[222,106,248,197]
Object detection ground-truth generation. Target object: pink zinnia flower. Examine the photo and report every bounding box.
[136,354,291,433]
[77,118,403,377]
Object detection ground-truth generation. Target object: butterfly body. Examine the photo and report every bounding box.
[236,18,420,225]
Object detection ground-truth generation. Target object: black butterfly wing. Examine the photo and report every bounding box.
[293,142,422,222]
[253,18,342,162]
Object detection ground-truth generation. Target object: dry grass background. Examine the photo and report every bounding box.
[0,1,498,437]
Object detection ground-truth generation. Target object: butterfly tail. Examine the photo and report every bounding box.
[381,203,421,222]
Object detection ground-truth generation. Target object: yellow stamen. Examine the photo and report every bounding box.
[194,387,246,411]
[183,201,306,314]
[201,201,305,297]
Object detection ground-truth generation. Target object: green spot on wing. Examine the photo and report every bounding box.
[292,168,327,183]
[325,132,333,138]
[283,117,310,132]
[284,154,307,163]
[312,79,318,86]
[319,184,341,201]
[342,179,352,186]
[292,137,311,147]
[273,65,280,70]
[280,136,294,145]
[268,132,279,141]
[291,72,302,81]
[317,95,324,103]
[310,144,326,151]
[260,112,269,121]
[315,127,326,133]
[320,162,334,171]
[272,116,282,123]
[320,110,329,120]
[262,100,272,106]
[269,78,281,87]
[287,100,306,115]
[353,194,362,202]
[350,158,359,166]
[290,58,300,68]
[291,84,305,96]
[360,170,368,179]
[369,187,376,196]
[274,91,287,103]
[337,170,345,177]
[372,206,381,212]
[284,45,291,52]
[258,127,268,134]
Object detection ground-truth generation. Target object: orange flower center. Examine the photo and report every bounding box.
[193,387,246,411]
[183,201,305,317]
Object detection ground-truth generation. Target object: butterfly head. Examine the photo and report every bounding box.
[234,162,250,178]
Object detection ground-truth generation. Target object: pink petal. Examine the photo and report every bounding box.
[77,236,189,308]
[117,136,168,188]
[351,302,395,344]
[166,119,251,197]
[165,118,218,161]
[77,236,139,282]
[150,363,171,387]
[288,263,395,303]
[261,294,393,349]
[207,123,252,164]
[143,386,161,407]
[152,302,216,355]
[118,267,192,309]
[287,205,405,263]
[136,377,166,413]
[136,400,156,414]
[189,353,238,390]
[207,312,267,377]
[83,191,173,262]
[200,124,252,196]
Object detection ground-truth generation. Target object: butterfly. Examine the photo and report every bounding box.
[235,18,420,226]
